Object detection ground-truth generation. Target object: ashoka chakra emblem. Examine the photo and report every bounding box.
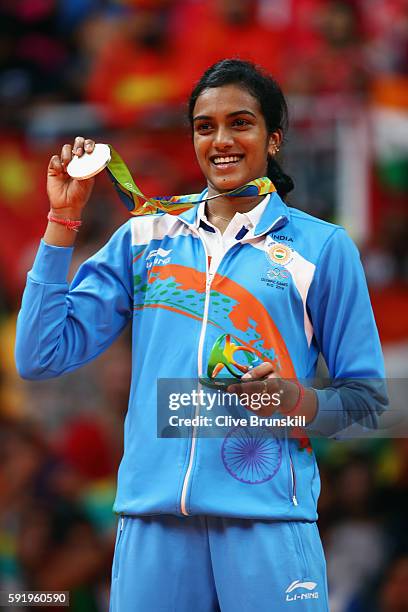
[221,426,282,484]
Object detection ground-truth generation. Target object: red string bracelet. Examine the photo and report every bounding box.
[282,380,305,415]
[47,211,82,232]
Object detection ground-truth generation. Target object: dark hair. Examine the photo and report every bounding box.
[188,58,294,199]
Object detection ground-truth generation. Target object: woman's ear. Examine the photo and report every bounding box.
[267,129,283,156]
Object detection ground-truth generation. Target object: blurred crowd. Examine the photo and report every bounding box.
[0,0,407,611]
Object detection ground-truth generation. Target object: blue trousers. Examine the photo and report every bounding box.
[109,515,329,611]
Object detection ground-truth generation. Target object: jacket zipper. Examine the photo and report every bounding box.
[180,231,211,515]
[179,215,288,516]
[113,516,125,579]
[289,452,298,506]
[180,231,240,515]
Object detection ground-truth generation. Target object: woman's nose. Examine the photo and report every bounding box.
[213,126,234,148]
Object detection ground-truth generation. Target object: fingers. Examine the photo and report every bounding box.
[47,154,64,176]
[227,362,280,396]
[61,138,96,166]
[48,137,96,174]
[61,143,73,169]
[228,379,265,395]
[84,138,95,153]
[73,137,95,157]
[227,377,281,396]
[242,361,275,380]
[47,155,66,177]
[73,136,84,156]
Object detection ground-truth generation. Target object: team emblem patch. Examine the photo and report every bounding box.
[268,243,292,266]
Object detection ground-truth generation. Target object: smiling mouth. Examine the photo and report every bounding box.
[211,155,243,166]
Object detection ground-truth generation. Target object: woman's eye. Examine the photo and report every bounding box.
[196,122,212,132]
[232,118,250,127]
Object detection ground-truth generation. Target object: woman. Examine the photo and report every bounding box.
[16,59,386,611]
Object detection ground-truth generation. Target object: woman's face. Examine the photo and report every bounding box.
[192,84,277,194]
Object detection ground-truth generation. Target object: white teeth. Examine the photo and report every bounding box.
[213,156,241,164]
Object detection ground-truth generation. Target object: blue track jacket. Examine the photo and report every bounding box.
[15,189,387,520]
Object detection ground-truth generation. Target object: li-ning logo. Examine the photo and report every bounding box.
[285,580,319,602]
[146,248,172,269]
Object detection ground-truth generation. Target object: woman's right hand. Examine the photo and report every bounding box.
[47,136,96,217]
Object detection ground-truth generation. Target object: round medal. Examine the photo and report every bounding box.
[67,143,111,180]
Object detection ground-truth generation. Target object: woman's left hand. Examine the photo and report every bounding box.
[227,362,300,417]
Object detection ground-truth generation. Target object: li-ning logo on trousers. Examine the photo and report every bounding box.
[285,580,319,602]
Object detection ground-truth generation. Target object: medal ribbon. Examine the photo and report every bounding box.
[105,145,276,216]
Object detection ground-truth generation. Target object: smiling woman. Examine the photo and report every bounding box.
[189,59,293,216]
[15,58,387,612]
[193,84,274,200]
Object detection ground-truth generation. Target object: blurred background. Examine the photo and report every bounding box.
[0,0,407,610]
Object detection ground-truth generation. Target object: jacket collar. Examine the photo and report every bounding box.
[178,187,208,226]
[178,187,290,235]
[253,191,290,236]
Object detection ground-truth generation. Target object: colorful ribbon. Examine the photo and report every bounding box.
[105,145,276,216]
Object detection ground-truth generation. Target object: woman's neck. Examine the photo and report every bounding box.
[205,193,265,235]
[205,193,264,223]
